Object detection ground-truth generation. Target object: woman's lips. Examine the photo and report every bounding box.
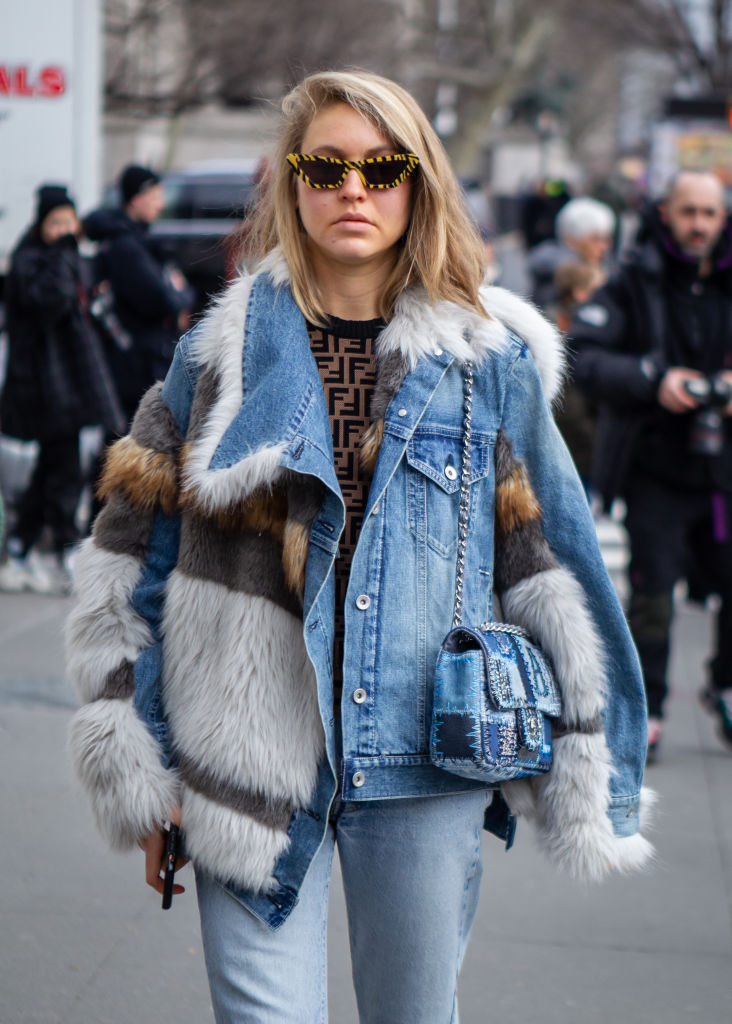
[336,213,372,225]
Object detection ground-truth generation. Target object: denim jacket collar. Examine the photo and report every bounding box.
[179,260,566,514]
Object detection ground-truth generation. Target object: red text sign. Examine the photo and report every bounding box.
[0,65,67,98]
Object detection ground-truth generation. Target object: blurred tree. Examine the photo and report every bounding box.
[603,0,732,92]
[104,0,724,177]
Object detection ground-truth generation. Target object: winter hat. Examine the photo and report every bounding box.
[36,184,75,225]
[119,164,160,205]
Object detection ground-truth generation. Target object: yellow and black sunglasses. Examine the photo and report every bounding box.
[287,152,419,190]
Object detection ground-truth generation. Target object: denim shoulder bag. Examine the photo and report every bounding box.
[430,362,562,783]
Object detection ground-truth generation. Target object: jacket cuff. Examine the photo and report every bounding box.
[68,698,181,848]
[608,787,657,838]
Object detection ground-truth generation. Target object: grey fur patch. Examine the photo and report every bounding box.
[186,366,220,444]
[494,432,516,485]
[284,473,325,527]
[176,753,294,832]
[371,350,409,421]
[553,714,604,737]
[130,384,184,456]
[178,513,302,618]
[98,660,135,700]
[494,518,558,593]
[93,493,156,560]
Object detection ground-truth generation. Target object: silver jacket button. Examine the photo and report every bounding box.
[353,688,367,704]
[352,771,366,787]
[444,465,458,480]
[356,594,371,610]
[397,408,407,417]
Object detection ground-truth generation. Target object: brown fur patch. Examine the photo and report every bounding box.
[359,419,384,476]
[97,436,179,516]
[179,474,288,537]
[281,519,310,596]
[495,463,542,539]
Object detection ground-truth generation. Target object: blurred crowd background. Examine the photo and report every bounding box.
[2,0,732,595]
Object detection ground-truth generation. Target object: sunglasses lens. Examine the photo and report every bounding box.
[301,158,346,188]
[362,157,410,188]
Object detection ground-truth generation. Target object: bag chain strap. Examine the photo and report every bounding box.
[452,361,473,628]
[451,363,529,640]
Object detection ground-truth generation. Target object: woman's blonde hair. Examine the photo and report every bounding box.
[243,70,488,323]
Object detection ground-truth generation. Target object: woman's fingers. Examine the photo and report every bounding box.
[139,812,188,895]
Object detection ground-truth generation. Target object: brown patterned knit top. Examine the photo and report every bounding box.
[308,316,384,706]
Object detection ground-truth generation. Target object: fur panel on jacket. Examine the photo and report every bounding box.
[66,263,653,893]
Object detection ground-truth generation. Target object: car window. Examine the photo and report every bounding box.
[159,178,257,220]
[190,183,256,219]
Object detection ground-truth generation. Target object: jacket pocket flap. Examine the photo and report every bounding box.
[406,431,492,494]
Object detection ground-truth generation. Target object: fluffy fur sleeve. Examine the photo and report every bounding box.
[493,432,654,881]
[66,383,183,848]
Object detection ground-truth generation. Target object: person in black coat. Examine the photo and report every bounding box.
[0,185,125,594]
[570,171,732,758]
[83,165,194,422]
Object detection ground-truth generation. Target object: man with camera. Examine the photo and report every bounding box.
[571,170,732,760]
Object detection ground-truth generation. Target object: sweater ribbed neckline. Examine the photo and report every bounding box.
[315,315,386,338]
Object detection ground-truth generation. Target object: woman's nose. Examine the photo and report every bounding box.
[340,168,367,197]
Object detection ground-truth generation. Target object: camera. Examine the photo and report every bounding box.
[682,374,732,455]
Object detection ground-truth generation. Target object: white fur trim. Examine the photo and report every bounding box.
[377,288,509,369]
[257,248,291,288]
[255,252,563,399]
[188,273,254,372]
[501,566,606,724]
[182,439,287,514]
[163,573,324,805]
[65,538,152,703]
[480,286,565,403]
[181,788,289,893]
[503,734,656,881]
[181,262,563,511]
[68,699,180,849]
[182,273,288,510]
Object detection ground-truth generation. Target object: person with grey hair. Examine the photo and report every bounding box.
[571,170,732,762]
[527,196,617,312]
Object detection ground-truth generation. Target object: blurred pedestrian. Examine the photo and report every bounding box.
[554,261,602,334]
[520,177,571,251]
[552,260,603,494]
[67,71,652,1023]
[527,196,616,311]
[83,164,194,424]
[0,185,125,594]
[572,170,732,760]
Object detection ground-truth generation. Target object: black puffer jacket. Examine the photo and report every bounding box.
[0,230,125,442]
[83,208,193,415]
[570,207,732,505]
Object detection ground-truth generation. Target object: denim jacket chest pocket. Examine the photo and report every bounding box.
[406,428,494,557]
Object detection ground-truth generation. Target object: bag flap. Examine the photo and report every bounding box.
[441,626,562,716]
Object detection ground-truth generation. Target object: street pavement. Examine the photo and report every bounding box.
[1,516,731,1024]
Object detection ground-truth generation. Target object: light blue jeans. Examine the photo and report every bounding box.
[195,790,489,1024]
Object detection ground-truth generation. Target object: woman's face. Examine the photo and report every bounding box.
[572,233,611,267]
[40,206,78,245]
[294,102,413,276]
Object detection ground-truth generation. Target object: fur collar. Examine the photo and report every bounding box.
[195,253,564,400]
[181,259,564,511]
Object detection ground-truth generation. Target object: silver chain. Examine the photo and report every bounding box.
[452,362,473,628]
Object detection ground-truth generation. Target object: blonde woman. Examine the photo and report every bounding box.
[67,72,653,1023]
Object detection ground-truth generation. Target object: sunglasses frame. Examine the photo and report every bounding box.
[286,152,419,190]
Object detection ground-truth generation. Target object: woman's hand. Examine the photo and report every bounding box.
[139,807,189,897]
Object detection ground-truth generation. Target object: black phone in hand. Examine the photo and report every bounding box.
[162,824,180,910]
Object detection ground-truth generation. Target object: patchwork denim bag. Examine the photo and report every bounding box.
[430,364,562,783]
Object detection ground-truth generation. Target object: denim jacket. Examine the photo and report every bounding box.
[67,266,653,929]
